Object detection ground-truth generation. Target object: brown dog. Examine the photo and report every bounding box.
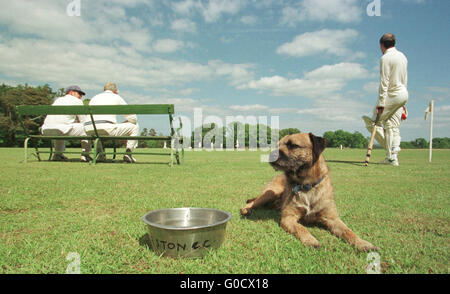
[241,133,378,251]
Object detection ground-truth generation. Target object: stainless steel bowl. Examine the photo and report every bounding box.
[142,208,232,258]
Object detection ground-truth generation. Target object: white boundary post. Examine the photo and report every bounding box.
[429,100,434,163]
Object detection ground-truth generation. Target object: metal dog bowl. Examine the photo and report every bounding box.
[142,208,232,258]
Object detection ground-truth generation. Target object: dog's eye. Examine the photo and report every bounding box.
[286,141,301,149]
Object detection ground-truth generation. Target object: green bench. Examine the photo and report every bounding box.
[15,104,184,166]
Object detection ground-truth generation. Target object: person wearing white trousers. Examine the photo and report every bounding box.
[365,33,409,166]
[85,82,139,163]
[363,106,407,166]
[41,86,92,162]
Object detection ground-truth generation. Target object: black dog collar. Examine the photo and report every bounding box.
[293,175,326,193]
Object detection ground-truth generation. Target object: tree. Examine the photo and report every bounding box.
[55,88,66,99]
[280,128,301,139]
[400,141,415,149]
[0,84,56,146]
[137,127,167,148]
[191,123,225,149]
[350,131,368,148]
[148,128,157,137]
[323,131,336,147]
[146,131,166,148]
[322,130,368,148]
[189,122,274,149]
[433,137,450,149]
[413,138,428,149]
[139,128,148,148]
[401,138,450,149]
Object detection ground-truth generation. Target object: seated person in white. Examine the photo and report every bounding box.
[85,82,139,163]
[41,85,92,162]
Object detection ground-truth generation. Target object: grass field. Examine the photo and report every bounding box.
[0,147,449,274]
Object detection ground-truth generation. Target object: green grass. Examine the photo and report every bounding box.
[0,147,449,274]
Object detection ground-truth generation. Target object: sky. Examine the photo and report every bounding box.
[0,0,448,140]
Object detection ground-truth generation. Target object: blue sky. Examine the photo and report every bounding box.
[0,0,448,140]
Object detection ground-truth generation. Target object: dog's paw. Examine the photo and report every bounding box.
[355,239,378,252]
[301,236,320,249]
[240,207,252,216]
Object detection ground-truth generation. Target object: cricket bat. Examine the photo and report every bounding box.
[364,112,382,166]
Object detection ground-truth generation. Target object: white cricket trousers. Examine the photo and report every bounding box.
[364,108,403,158]
[42,123,92,153]
[368,89,408,159]
[85,122,139,151]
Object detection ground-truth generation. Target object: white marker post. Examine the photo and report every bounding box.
[425,100,434,163]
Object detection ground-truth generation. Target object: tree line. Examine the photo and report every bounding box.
[0,84,62,146]
[1,83,449,149]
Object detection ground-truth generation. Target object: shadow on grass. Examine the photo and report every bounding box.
[138,233,153,250]
[93,160,171,165]
[240,208,281,223]
[41,158,171,165]
[242,208,376,252]
[326,159,382,166]
[241,207,332,234]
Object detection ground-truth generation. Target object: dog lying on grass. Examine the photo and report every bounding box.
[240,133,378,252]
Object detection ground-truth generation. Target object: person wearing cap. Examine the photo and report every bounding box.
[41,86,92,162]
[364,33,409,166]
[85,82,139,163]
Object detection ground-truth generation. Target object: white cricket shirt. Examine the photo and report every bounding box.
[88,90,137,124]
[378,47,408,107]
[42,94,87,134]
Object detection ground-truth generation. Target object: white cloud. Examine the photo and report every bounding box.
[171,0,247,23]
[242,76,345,97]
[250,0,278,9]
[304,63,370,80]
[363,82,379,94]
[296,95,370,122]
[237,61,376,125]
[400,0,426,3]
[156,88,198,97]
[277,29,362,58]
[280,0,362,26]
[0,0,153,52]
[153,39,185,53]
[171,0,201,15]
[240,15,258,25]
[280,5,303,27]
[171,18,197,33]
[121,91,235,120]
[229,104,269,111]
[241,63,369,98]
[0,1,93,41]
[208,60,255,87]
[428,87,450,97]
[435,105,450,112]
[0,38,254,92]
[202,0,246,22]
[122,92,200,112]
[268,108,298,114]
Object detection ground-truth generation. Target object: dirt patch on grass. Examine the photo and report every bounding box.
[396,211,450,237]
[0,208,30,215]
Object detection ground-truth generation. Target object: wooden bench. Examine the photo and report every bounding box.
[15,104,184,166]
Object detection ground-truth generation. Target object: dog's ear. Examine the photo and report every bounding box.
[309,133,327,163]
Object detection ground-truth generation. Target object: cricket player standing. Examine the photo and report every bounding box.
[363,33,409,166]
[363,106,408,166]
